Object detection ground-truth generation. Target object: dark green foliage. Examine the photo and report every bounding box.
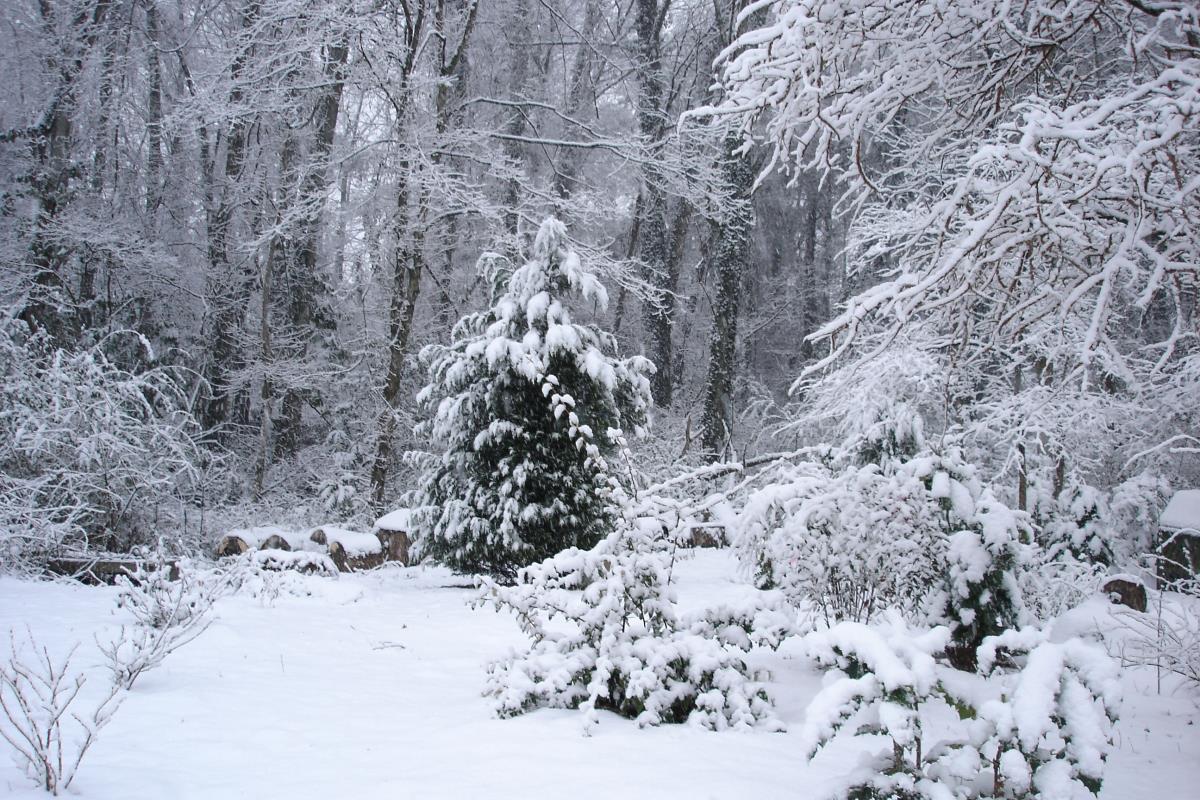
[411,219,652,581]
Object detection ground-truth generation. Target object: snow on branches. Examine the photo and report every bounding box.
[710,0,1199,381]
[737,429,1027,652]
[411,218,653,581]
[477,518,792,733]
[797,618,1120,800]
[701,0,1200,507]
[0,316,199,566]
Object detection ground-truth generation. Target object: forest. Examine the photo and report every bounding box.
[0,0,1197,798]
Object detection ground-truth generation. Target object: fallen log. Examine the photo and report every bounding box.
[215,535,251,558]
[329,541,386,572]
[258,534,292,551]
[251,550,338,577]
[46,557,178,585]
[373,509,412,566]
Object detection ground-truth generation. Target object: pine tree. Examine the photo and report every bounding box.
[411,218,653,581]
[1041,481,1115,567]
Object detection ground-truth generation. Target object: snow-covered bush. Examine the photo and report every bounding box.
[737,458,947,624]
[1020,473,1169,621]
[1110,568,1200,691]
[1037,482,1114,567]
[0,633,122,795]
[100,554,223,690]
[1017,554,1106,624]
[0,317,200,567]
[737,431,1026,646]
[798,619,1120,800]
[477,518,790,733]
[114,551,224,630]
[217,550,336,605]
[412,218,652,581]
[929,486,1029,672]
[974,629,1122,800]
[798,618,948,791]
[1108,473,1171,560]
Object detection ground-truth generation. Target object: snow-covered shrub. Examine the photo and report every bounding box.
[1108,473,1171,560]
[100,554,223,690]
[1037,481,1114,567]
[412,218,652,581]
[1017,553,1106,624]
[0,317,200,566]
[217,550,335,605]
[798,617,949,794]
[1020,473,1169,621]
[738,458,947,624]
[477,518,790,733]
[929,489,1028,672]
[0,633,122,795]
[246,549,338,577]
[1110,570,1200,691]
[738,433,1026,644]
[798,620,1120,800]
[974,629,1122,800]
[316,470,365,518]
[114,551,223,630]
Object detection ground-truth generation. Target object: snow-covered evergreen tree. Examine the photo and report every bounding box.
[411,218,653,580]
[1039,482,1114,567]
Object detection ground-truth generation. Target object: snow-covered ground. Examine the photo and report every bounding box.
[1,551,1196,799]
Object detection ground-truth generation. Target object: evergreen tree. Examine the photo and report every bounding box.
[411,218,653,581]
[1041,481,1115,567]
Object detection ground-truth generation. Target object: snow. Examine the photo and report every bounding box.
[1160,489,1200,532]
[0,551,1196,799]
[224,526,310,551]
[310,526,382,556]
[373,508,412,532]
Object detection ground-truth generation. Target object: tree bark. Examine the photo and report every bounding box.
[634,0,676,407]
[700,132,753,460]
[198,0,261,433]
[277,33,351,452]
[368,0,478,510]
[22,0,114,341]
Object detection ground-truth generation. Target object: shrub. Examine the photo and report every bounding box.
[798,619,1120,800]
[0,317,199,567]
[477,518,790,732]
[0,633,122,795]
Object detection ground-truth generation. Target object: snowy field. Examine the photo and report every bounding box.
[1,551,1197,799]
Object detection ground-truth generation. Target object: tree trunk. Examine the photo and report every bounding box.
[368,0,478,509]
[144,0,164,215]
[700,132,754,460]
[277,34,351,453]
[198,0,261,433]
[634,0,676,408]
[369,165,422,510]
[553,0,601,210]
[22,0,114,341]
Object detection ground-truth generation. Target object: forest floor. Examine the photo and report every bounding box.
[1,551,1197,799]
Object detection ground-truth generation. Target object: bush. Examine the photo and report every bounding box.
[100,553,223,690]
[0,633,122,795]
[0,317,200,567]
[738,459,947,624]
[798,619,1120,800]
[737,439,1027,651]
[477,518,791,732]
